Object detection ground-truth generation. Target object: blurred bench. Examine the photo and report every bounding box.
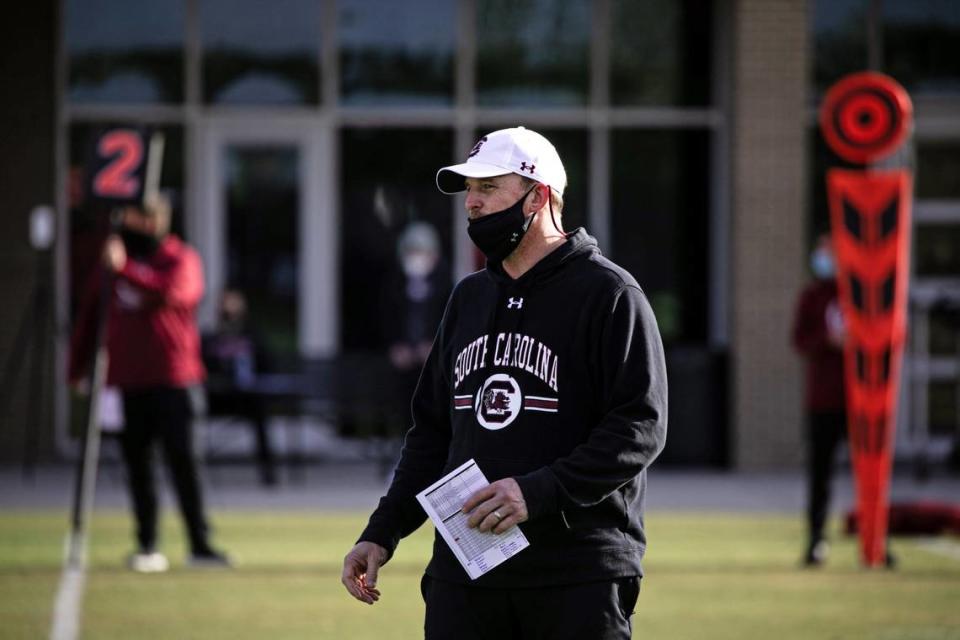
[201,352,408,481]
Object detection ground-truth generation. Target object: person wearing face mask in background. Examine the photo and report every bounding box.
[379,222,452,474]
[791,233,848,566]
[69,193,230,572]
[202,289,277,486]
[342,127,667,639]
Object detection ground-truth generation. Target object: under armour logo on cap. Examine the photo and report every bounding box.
[435,127,567,196]
[507,297,524,310]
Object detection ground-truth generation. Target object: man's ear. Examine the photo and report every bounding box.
[531,183,548,211]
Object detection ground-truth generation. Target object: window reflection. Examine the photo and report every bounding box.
[929,305,960,357]
[917,143,960,199]
[812,0,870,96]
[610,0,712,106]
[883,0,960,96]
[339,0,455,106]
[928,381,959,436]
[915,225,960,277]
[610,130,710,344]
[340,129,453,351]
[477,0,591,107]
[225,147,300,358]
[67,0,184,103]
[201,0,320,105]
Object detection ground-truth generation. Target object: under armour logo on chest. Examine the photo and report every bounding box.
[520,162,535,174]
[507,297,524,310]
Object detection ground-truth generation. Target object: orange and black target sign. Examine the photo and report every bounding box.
[820,71,912,165]
[820,72,913,568]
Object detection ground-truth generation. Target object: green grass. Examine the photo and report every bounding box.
[1,510,959,639]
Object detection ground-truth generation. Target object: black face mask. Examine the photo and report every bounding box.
[120,228,161,259]
[467,186,537,262]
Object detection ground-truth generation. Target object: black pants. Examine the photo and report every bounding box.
[421,575,640,640]
[120,386,210,554]
[806,409,847,544]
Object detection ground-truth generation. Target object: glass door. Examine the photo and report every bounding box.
[193,119,336,361]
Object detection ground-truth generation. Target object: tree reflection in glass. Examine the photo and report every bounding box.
[883,0,960,96]
[67,0,185,103]
[477,0,590,107]
[201,0,320,105]
[610,0,712,106]
[339,0,455,106]
[812,0,870,97]
[610,129,710,344]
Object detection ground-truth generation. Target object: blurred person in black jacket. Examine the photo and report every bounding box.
[202,288,277,486]
[380,222,452,441]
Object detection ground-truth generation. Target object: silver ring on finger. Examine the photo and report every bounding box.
[492,510,503,522]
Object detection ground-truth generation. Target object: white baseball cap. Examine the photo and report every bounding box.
[436,127,567,196]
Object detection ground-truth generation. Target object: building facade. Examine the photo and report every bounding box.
[0,0,957,469]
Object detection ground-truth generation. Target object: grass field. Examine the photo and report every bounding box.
[2,509,959,639]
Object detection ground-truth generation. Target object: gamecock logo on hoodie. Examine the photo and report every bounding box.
[453,373,558,431]
[475,374,520,430]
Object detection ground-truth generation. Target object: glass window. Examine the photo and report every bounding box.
[915,224,960,276]
[340,129,453,351]
[201,0,320,105]
[339,0,455,106]
[928,303,960,356]
[476,0,591,107]
[610,130,710,344]
[66,0,185,103]
[812,0,870,97]
[928,381,959,437]
[883,0,960,96]
[224,146,300,359]
[917,142,960,199]
[610,0,712,106]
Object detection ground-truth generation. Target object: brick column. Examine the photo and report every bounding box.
[730,0,810,469]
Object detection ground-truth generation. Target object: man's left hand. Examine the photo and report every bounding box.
[462,477,528,534]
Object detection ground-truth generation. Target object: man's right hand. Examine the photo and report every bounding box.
[102,234,127,272]
[341,541,388,605]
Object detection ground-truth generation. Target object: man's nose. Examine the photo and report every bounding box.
[464,192,482,213]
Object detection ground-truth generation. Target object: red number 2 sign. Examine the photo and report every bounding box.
[92,129,144,200]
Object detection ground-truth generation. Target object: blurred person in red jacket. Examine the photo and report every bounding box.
[792,233,846,567]
[69,193,230,573]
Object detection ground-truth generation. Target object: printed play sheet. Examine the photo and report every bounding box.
[416,459,529,579]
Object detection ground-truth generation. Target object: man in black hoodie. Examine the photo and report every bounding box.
[341,127,668,639]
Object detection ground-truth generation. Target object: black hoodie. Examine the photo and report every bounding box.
[359,228,668,587]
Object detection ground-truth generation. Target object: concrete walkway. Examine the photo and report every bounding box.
[3,459,959,515]
[9,420,957,514]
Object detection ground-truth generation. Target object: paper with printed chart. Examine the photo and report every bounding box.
[416,458,529,580]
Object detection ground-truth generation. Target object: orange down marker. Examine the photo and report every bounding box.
[820,71,913,567]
